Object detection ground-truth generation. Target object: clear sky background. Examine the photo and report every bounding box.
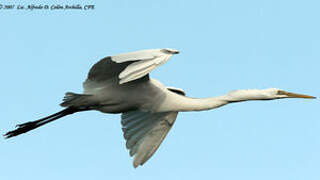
[0,0,319,179]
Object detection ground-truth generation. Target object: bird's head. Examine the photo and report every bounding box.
[266,88,316,99]
[161,48,180,54]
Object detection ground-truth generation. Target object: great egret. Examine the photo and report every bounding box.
[5,48,315,168]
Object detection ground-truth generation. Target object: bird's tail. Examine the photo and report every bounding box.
[4,107,81,139]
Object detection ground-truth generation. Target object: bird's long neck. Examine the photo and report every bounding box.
[158,89,277,112]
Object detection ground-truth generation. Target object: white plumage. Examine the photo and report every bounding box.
[121,110,178,168]
[5,48,315,168]
[111,49,176,84]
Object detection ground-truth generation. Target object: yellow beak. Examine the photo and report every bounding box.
[278,90,316,99]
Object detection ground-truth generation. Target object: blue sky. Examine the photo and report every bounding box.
[0,0,319,179]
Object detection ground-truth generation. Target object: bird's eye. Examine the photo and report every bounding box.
[277,90,287,95]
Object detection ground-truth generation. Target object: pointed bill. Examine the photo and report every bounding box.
[278,90,316,99]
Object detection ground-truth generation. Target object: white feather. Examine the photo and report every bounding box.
[110,49,175,84]
[121,110,178,168]
[111,49,160,63]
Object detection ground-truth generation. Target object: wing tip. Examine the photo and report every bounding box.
[133,159,145,168]
[133,162,139,168]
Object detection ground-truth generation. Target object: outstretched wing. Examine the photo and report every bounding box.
[121,87,185,168]
[84,49,177,89]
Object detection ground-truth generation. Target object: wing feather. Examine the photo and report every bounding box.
[111,49,174,84]
[132,114,176,167]
[121,87,185,168]
[110,49,158,63]
[121,111,178,168]
[119,64,158,84]
[84,49,177,88]
[119,59,155,79]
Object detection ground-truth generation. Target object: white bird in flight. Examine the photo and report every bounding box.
[5,48,315,168]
